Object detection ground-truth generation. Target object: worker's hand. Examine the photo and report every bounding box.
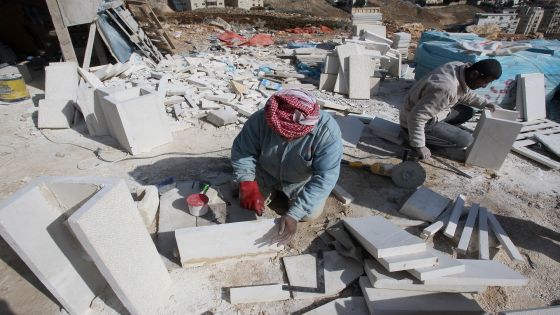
[485,103,498,112]
[239,181,265,216]
[276,215,297,246]
[415,146,431,160]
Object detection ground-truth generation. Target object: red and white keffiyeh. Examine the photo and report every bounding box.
[265,89,320,140]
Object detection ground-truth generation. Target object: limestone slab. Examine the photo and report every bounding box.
[319,73,337,91]
[399,187,450,222]
[333,68,348,94]
[0,177,109,315]
[317,98,348,111]
[478,207,490,260]
[175,219,283,267]
[103,87,172,155]
[423,259,527,287]
[332,184,354,205]
[520,73,546,122]
[365,259,483,293]
[359,277,483,314]
[353,24,386,37]
[487,211,524,262]
[466,109,523,170]
[408,249,465,281]
[368,116,403,145]
[68,178,172,315]
[45,62,78,100]
[229,284,290,304]
[377,250,437,272]
[335,44,363,93]
[323,54,340,74]
[336,115,365,148]
[443,194,466,238]
[38,99,75,129]
[283,250,363,299]
[535,133,560,157]
[348,55,372,100]
[361,31,393,45]
[343,216,426,258]
[207,107,238,126]
[457,203,479,254]
[303,297,369,315]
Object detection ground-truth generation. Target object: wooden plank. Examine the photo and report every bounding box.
[478,207,490,260]
[486,212,524,262]
[457,203,479,254]
[82,23,97,70]
[45,0,78,62]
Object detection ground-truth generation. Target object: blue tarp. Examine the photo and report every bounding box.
[414,31,560,108]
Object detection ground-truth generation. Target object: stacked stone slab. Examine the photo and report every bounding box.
[391,32,411,60]
[38,62,79,129]
[0,176,172,315]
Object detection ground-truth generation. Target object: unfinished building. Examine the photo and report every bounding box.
[225,0,264,9]
[474,12,519,34]
[539,7,560,37]
[516,6,544,34]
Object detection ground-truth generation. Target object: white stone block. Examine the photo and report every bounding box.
[520,73,546,122]
[229,284,290,304]
[303,297,369,315]
[359,277,483,314]
[207,107,238,126]
[336,44,364,93]
[175,219,283,267]
[336,116,365,148]
[399,187,450,222]
[283,250,364,299]
[457,203,480,254]
[365,259,483,293]
[443,195,466,238]
[136,185,159,227]
[478,207,490,260]
[103,87,172,155]
[361,31,393,45]
[343,216,426,258]
[45,62,78,101]
[377,250,437,272]
[38,99,75,129]
[487,211,525,262]
[466,109,523,170]
[408,249,465,281]
[0,177,108,315]
[68,178,172,315]
[348,55,372,100]
[353,24,386,37]
[317,99,348,111]
[76,83,111,136]
[535,133,560,157]
[423,259,527,287]
[323,54,340,74]
[332,184,354,205]
[368,116,403,144]
[333,68,348,94]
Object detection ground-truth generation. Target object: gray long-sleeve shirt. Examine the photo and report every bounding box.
[399,62,493,148]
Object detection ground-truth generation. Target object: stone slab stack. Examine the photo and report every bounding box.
[392,32,412,60]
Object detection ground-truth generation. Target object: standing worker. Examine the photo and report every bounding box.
[231,89,343,245]
[400,59,502,161]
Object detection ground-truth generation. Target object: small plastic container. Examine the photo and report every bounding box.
[186,194,209,217]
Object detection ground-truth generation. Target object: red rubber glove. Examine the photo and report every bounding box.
[239,181,265,216]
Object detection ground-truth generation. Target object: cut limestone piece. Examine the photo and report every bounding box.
[487,211,525,262]
[76,84,106,136]
[175,219,283,268]
[353,24,386,37]
[68,178,172,315]
[0,177,108,315]
[332,184,354,205]
[519,73,546,122]
[283,250,364,300]
[323,54,340,74]
[303,296,369,315]
[343,216,426,258]
[317,98,348,111]
[319,73,337,91]
[207,107,238,126]
[535,133,560,157]
[335,43,363,88]
[500,305,560,314]
[45,62,79,101]
[423,259,527,287]
[348,55,372,100]
[368,116,403,145]
[38,99,75,129]
[361,31,393,45]
[136,185,159,227]
[365,259,483,293]
[466,109,523,170]
[457,203,480,254]
[333,68,348,94]
[103,87,172,155]
[399,187,450,222]
[478,207,490,260]
[359,277,483,314]
[443,195,466,238]
[336,115,365,148]
[408,249,465,281]
[229,284,290,304]
[377,250,437,272]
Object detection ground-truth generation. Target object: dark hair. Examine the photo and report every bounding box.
[467,59,502,79]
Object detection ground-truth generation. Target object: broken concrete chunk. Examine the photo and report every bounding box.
[207,107,238,127]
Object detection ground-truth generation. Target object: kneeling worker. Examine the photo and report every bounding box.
[231,89,343,244]
[400,59,502,161]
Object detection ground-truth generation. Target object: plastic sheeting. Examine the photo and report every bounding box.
[414,31,560,107]
[96,13,133,63]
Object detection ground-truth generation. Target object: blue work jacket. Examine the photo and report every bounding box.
[231,109,343,220]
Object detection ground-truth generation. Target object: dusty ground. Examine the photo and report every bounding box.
[0,49,559,314]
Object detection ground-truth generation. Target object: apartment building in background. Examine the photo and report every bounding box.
[474,12,520,33]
